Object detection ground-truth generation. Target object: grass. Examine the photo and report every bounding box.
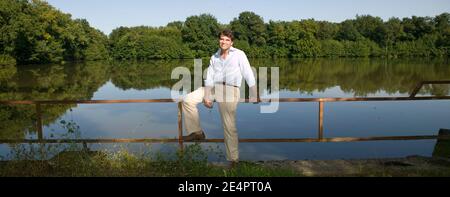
[2,121,449,177]
[0,119,300,177]
[2,143,450,177]
[0,143,300,177]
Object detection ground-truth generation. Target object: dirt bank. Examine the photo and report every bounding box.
[254,155,450,176]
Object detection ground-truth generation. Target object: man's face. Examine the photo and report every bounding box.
[219,35,233,51]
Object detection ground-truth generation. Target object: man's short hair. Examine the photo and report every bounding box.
[218,29,234,41]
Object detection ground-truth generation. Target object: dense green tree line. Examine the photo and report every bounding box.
[109,26,193,60]
[0,0,109,64]
[110,12,450,59]
[1,0,449,63]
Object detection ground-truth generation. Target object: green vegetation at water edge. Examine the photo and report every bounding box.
[0,143,299,177]
[1,0,449,64]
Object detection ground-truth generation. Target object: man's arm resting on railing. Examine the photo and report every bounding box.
[249,85,259,103]
[203,86,213,108]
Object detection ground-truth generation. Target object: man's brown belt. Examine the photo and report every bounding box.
[216,82,239,88]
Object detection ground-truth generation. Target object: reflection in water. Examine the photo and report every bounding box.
[0,58,450,161]
[108,58,450,96]
[0,61,110,140]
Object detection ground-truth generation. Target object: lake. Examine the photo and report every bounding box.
[1,58,449,161]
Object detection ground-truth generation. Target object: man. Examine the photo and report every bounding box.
[182,29,257,166]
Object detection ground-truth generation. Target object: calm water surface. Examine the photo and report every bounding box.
[1,58,449,161]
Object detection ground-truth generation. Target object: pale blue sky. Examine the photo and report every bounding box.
[45,0,450,35]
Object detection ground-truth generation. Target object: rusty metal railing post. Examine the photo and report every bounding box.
[177,102,184,151]
[318,101,324,140]
[36,103,43,141]
[36,103,46,160]
[410,82,423,98]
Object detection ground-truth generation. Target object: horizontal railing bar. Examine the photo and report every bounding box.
[0,99,176,105]
[0,139,179,143]
[1,96,450,105]
[272,96,450,102]
[421,80,450,84]
[0,135,446,144]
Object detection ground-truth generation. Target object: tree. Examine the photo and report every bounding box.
[230,11,267,46]
[320,39,344,57]
[381,18,404,51]
[267,20,289,57]
[109,26,193,60]
[434,13,450,53]
[182,14,220,57]
[336,20,363,41]
[292,38,320,57]
[316,21,339,40]
[402,16,435,40]
[167,21,184,30]
[354,15,384,42]
[0,0,109,64]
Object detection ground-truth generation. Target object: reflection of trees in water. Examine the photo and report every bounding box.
[250,58,450,96]
[0,105,34,139]
[2,61,111,100]
[1,58,449,140]
[110,59,199,90]
[0,61,17,92]
[109,58,450,97]
[0,61,111,140]
[0,104,77,140]
[420,84,450,96]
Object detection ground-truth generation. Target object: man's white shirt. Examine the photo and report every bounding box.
[204,47,256,88]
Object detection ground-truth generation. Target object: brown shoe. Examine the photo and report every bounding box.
[182,131,206,141]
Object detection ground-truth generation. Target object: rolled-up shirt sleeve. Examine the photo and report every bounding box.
[239,52,256,87]
[204,57,215,87]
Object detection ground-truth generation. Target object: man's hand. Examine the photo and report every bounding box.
[203,98,213,109]
[249,85,259,104]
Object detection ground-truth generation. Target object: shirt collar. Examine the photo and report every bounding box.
[216,47,236,55]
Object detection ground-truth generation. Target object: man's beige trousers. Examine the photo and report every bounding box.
[182,84,240,161]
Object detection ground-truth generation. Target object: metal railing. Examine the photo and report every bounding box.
[1,81,450,147]
[409,80,450,98]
